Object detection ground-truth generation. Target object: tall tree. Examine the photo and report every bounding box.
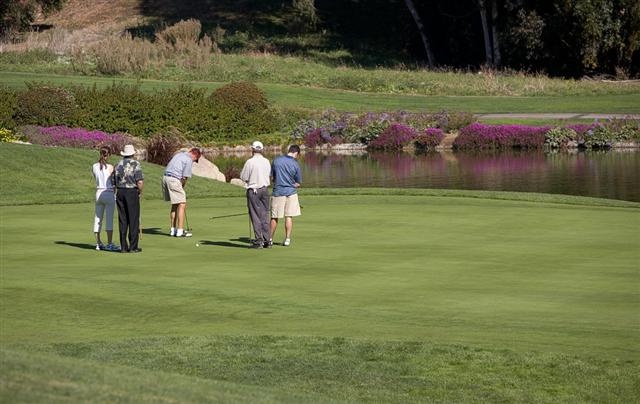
[490,0,501,66]
[403,0,436,67]
[477,0,494,66]
[477,0,503,67]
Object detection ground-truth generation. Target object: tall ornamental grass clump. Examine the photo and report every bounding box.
[368,123,419,150]
[20,126,132,153]
[453,123,548,150]
[91,19,216,75]
[146,129,186,166]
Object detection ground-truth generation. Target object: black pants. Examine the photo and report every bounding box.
[247,187,270,244]
[116,188,140,251]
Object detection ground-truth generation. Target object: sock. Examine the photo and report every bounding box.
[176,229,184,236]
[170,227,176,236]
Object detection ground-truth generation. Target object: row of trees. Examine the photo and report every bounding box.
[317,0,640,77]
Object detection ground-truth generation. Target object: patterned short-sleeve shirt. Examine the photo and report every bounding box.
[115,158,144,188]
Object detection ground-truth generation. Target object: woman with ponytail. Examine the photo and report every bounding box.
[92,147,119,251]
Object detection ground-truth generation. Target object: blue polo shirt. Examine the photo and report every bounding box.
[271,155,302,197]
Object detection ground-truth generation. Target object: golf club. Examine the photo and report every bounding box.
[209,213,245,220]
[185,210,191,232]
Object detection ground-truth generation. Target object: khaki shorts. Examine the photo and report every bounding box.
[271,194,301,218]
[162,176,186,204]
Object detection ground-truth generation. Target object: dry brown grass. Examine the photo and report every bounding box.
[1,0,148,53]
[36,0,143,30]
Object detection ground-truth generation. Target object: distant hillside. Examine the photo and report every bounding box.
[34,0,422,67]
[29,0,640,77]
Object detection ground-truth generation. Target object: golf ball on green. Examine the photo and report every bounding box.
[195,243,200,247]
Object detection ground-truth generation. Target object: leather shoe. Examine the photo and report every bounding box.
[130,248,142,253]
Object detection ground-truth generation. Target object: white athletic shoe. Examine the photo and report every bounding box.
[283,238,291,246]
[176,231,192,238]
[96,243,103,251]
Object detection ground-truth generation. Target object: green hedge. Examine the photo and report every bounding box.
[5,82,282,144]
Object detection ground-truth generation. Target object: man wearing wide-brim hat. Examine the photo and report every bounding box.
[114,144,144,253]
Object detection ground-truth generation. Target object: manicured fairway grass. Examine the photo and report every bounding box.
[1,71,639,114]
[1,195,639,401]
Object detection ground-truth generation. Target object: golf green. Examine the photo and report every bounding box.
[2,195,638,360]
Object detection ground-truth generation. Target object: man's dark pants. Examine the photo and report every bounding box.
[116,188,140,251]
[247,187,270,244]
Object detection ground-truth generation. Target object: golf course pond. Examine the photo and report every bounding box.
[223,149,640,202]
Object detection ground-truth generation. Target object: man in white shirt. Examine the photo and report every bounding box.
[239,141,271,249]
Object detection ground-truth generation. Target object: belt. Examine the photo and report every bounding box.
[164,174,181,180]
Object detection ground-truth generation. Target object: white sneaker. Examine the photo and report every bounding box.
[176,231,192,238]
[283,238,291,246]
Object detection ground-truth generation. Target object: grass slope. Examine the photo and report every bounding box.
[1,143,639,401]
[1,71,639,114]
[0,143,243,206]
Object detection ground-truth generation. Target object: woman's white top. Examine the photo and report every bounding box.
[92,163,114,190]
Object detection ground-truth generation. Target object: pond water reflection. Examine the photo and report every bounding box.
[216,150,640,202]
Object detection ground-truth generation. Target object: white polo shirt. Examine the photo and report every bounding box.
[239,154,271,190]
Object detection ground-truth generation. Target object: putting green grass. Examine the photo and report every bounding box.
[1,193,639,401]
[1,143,639,401]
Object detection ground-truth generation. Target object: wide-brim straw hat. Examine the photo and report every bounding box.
[120,144,136,157]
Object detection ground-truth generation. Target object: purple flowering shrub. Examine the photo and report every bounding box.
[453,123,548,150]
[564,123,599,136]
[21,126,133,154]
[368,124,418,150]
[414,127,445,151]
[303,128,343,147]
[293,110,448,146]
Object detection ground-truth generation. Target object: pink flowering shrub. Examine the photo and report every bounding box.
[453,123,549,150]
[414,127,445,151]
[21,126,133,154]
[368,123,418,150]
[303,128,343,147]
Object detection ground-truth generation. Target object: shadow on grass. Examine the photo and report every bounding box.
[141,227,166,237]
[54,241,96,250]
[199,237,252,249]
[54,241,120,252]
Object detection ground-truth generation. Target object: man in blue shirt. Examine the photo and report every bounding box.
[269,145,302,246]
[162,148,201,237]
